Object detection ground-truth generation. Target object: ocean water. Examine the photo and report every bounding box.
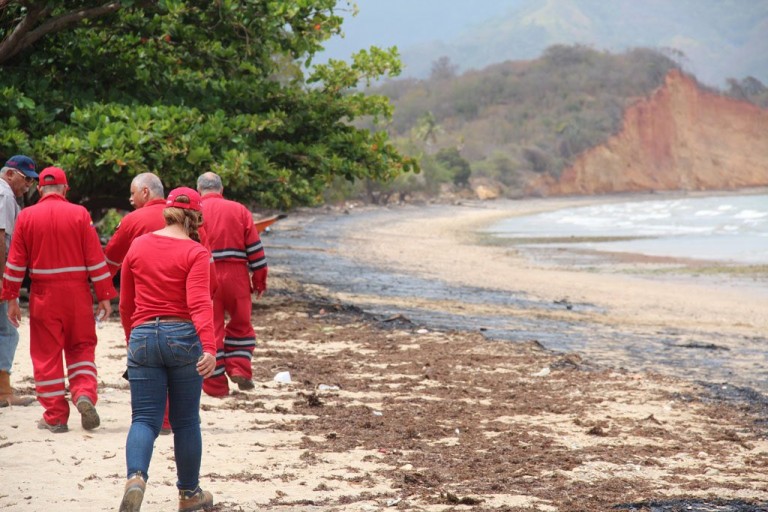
[485,194,768,264]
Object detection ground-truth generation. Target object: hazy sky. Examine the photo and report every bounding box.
[318,0,767,86]
[320,0,528,62]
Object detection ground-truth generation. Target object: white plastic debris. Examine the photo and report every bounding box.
[273,371,292,384]
[531,367,551,377]
[94,312,105,329]
[416,328,429,334]
[372,410,383,416]
[386,498,402,507]
[318,384,340,391]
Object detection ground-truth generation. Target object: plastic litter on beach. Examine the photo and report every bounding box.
[531,367,551,377]
[273,371,292,384]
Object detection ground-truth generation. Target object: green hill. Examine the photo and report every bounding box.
[329,44,767,204]
[354,45,679,200]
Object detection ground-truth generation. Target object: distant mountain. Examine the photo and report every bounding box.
[397,0,768,87]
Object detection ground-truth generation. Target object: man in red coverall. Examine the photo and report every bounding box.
[105,172,216,433]
[197,172,267,396]
[0,166,116,433]
[104,172,167,275]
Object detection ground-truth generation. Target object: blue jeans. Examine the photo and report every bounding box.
[0,301,20,372]
[125,321,204,491]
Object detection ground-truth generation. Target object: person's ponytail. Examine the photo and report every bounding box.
[183,210,202,242]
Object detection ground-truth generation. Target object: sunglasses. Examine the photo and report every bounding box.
[15,171,34,184]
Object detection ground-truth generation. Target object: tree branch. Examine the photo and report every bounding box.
[0,4,49,62]
[0,2,122,64]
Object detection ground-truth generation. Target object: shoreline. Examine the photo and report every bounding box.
[292,195,768,391]
[333,195,768,330]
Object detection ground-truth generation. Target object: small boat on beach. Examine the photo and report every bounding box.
[254,213,287,234]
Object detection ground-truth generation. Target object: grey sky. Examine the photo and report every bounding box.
[320,1,526,62]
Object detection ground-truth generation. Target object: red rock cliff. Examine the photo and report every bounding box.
[533,70,768,195]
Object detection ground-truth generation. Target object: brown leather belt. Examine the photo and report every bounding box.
[141,316,192,325]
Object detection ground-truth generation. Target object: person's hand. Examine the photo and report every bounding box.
[252,267,268,299]
[197,352,216,378]
[95,299,112,323]
[7,299,21,328]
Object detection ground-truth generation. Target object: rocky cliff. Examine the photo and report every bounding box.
[532,70,768,196]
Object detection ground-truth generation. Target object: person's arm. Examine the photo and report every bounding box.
[243,208,268,297]
[208,253,218,298]
[103,218,130,277]
[0,215,28,302]
[119,252,137,342]
[0,227,9,324]
[186,248,215,353]
[0,194,10,276]
[81,210,117,301]
[186,247,216,378]
[0,228,6,277]
[2,219,26,327]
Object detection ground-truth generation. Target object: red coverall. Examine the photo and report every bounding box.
[104,198,167,275]
[0,194,117,426]
[200,193,267,397]
[103,197,216,430]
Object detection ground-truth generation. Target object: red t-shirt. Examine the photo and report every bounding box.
[119,233,215,355]
[103,199,217,296]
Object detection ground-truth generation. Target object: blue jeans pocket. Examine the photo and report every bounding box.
[166,333,202,365]
[127,335,149,367]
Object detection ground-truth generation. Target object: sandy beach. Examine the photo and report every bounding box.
[338,195,767,337]
[1,194,767,511]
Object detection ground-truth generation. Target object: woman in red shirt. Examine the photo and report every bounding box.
[118,187,216,512]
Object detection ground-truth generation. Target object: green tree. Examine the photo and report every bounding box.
[434,147,470,187]
[412,111,443,152]
[0,1,417,212]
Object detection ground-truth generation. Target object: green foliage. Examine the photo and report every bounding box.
[97,208,124,239]
[472,152,522,188]
[434,147,470,187]
[0,1,417,212]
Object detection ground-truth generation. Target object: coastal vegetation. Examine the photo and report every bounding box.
[0,1,416,212]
